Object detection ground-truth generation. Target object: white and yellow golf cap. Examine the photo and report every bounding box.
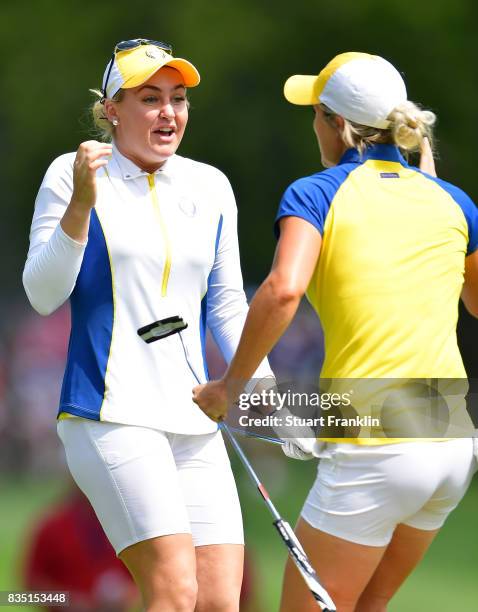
[102,39,200,100]
[284,52,407,129]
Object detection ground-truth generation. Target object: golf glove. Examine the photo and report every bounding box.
[271,405,325,461]
[282,437,325,460]
[243,376,324,460]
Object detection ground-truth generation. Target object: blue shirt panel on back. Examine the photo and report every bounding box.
[415,172,478,255]
[274,157,360,238]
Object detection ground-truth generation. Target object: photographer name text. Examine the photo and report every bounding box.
[238,414,380,428]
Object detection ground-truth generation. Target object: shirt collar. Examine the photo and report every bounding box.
[339,144,406,166]
[111,142,176,180]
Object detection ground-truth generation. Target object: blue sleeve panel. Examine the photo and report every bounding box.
[274,162,358,238]
[419,173,478,255]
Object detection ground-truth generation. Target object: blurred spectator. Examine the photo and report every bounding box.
[23,484,139,612]
[0,344,7,433]
[6,304,70,474]
[269,302,324,382]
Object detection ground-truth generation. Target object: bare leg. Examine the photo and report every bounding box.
[120,534,197,612]
[195,544,244,612]
[279,519,387,612]
[355,524,438,611]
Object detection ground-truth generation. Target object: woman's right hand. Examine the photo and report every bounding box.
[61,141,112,243]
[192,380,230,423]
[71,141,113,211]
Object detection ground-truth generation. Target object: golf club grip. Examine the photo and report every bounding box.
[273,519,337,611]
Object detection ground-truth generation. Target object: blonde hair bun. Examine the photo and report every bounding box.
[388,101,436,152]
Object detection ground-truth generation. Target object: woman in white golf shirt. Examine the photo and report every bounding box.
[23,38,272,612]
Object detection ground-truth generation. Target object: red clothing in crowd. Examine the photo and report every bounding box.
[24,489,137,612]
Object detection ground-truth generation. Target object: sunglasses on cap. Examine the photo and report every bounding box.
[101,38,173,102]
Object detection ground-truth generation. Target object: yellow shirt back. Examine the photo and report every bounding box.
[276,145,478,443]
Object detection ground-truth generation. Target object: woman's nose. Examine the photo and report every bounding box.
[159,103,175,119]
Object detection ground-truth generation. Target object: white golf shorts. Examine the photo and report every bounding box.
[57,419,244,555]
[301,438,476,547]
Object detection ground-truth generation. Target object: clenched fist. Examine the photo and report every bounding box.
[61,141,112,243]
[72,140,113,211]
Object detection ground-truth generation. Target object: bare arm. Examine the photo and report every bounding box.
[225,217,322,384]
[419,137,436,176]
[461,250,478,317]
[192,216,322,420]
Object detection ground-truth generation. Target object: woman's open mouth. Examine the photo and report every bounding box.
[153,127,175,142]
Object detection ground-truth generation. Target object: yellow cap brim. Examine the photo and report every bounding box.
[119,48,200,90]
[166,58,201,87]
[123,57,200,89]
[283,75,319,105]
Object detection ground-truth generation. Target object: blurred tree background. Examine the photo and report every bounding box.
[2,0,477,292]
[0,1,477,610]
[3,0,478,367]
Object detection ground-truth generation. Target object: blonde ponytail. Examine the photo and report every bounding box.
[388,101,436,153]
[89,88,124,142]
[321,100,436,156]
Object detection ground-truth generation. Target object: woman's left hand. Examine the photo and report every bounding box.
[192,380,229,422]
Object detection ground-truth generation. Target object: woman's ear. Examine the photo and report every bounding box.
[104,99,119,124]
[334,115,345,132]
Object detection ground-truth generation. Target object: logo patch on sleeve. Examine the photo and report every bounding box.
[380,172,400,178]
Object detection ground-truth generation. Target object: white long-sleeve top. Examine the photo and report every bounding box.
[23,145,273,434]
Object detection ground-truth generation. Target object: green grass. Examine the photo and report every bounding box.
[0,460,476,611]
[0,476,66,611]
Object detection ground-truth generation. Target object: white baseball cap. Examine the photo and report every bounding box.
[102,38,200,100]
[284,52,407,129]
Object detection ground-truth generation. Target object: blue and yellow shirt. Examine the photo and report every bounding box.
[276,144,478,442]
[24,145,273,433]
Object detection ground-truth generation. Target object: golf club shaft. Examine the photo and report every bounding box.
[226,426,283,446]
[221,422,336,611]
[220,422,281,522]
